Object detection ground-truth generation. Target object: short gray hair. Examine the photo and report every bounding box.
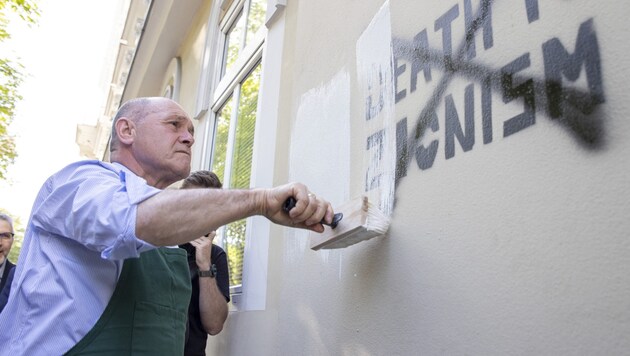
[109,97,152,152]
[0,213,14,231]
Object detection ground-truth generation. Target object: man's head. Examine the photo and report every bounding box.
[0,213,14,265]
[181,170,223,190]
[110,97,195,189]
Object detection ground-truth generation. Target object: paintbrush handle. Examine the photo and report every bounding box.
[282,197,343,229]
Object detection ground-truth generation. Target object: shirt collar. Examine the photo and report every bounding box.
[0,259,6,279]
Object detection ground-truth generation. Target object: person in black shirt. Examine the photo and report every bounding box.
[179,171,231,356]
[0,266,14,313]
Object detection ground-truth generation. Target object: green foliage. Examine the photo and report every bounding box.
[0,0,40,27]
[224,63,261,287]
[0,58,22,179]
[225,219,245,286]
[245,0,266,45]
[211,97,233,183]
[0,0,40,180]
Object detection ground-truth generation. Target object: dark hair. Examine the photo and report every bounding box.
[181,170,222,189]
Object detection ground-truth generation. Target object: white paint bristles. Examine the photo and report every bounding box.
[310,196,391,250]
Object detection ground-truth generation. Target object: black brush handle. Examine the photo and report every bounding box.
[283,197,343,229]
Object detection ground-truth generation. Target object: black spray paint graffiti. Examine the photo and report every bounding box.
[364,0,606,191]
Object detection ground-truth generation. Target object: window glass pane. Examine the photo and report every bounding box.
[210,96,233,183]
[224,11,244,75]
[225,63,262,289]
[230,63,261,190]
[245,0,267,46]
[225,219,246,287]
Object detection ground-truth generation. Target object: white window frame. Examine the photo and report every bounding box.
[193,0,286,312]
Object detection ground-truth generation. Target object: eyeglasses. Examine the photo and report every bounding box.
[0,232,14,239]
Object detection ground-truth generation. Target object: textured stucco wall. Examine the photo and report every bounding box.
[205,0,630,355]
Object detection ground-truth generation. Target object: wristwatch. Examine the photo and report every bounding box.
[199,264,217,278]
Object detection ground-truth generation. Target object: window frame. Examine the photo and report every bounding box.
[193,0,286,311]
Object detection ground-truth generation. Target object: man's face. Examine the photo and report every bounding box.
[0,220,14,264]
[132,99,195,188]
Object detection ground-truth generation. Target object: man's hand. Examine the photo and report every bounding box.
[258,182,334,233]
[190,233,214,271]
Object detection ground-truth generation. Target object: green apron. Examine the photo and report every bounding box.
[65,247,191,355]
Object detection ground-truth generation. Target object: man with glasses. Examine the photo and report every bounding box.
[0,213,15,294]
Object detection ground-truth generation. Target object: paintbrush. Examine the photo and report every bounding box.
[283,197,344,228]
[308,196,390,250]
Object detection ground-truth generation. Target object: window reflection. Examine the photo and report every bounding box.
[223,11,244,75]
[245,0,267,46]
[211,96,233,184]
[224,63,261,288]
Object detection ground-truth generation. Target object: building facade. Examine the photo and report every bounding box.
[78,0,630,354]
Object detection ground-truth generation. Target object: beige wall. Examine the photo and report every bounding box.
[156,0,630,354]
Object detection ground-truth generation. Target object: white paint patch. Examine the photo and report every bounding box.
[356,0,396,217]
[289,69,351,205]
[287,69,352,256]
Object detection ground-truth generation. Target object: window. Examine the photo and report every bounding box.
[208,0,267,296]
[196,0,286,311]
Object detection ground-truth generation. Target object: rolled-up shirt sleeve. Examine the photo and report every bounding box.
[31,161,161,260]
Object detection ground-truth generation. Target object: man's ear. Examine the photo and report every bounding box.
[115,117,136,145]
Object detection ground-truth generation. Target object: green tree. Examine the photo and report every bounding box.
[0,0,40,180]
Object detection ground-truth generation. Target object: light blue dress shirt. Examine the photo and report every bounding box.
[0,160,162,355]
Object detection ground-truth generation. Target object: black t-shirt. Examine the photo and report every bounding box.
[179,243,230,356]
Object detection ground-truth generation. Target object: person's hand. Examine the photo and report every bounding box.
[190,232,214,270]
[259,182,334,233]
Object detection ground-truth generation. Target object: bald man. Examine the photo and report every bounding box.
[0,97,335,355]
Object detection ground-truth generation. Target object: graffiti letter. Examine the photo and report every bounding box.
[365,70,385,121]
[445,83,475,159]
[525,0,539,23]
[396,117,408,184]
[501,53,535,137]
[365,129,384,190]
[464,0,494,60]
[394,57,407,103]
[410,29,432,93]
[434,4,459,59]
[482,75,493,144]
[415,112,440,169]
[542,18,604,119]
